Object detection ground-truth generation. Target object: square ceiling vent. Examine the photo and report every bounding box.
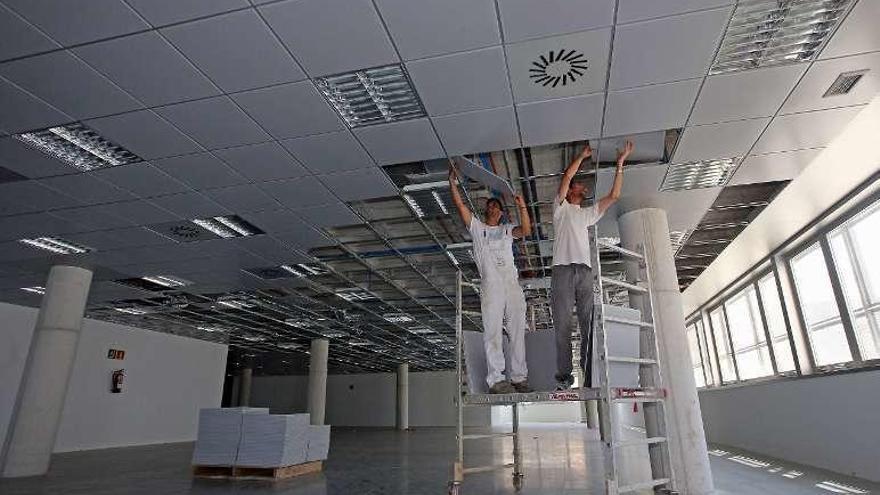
[506,28,612,103]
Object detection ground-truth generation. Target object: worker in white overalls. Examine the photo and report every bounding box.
[448,163,533,394]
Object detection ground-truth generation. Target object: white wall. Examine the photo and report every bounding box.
[0,301,227,455]
[251,370,490,427]
[699,370,880,482]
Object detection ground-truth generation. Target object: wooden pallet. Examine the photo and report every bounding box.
[193,461,323,479]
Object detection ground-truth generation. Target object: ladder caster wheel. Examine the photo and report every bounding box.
[512,473,524,491]
[447,481,461,495]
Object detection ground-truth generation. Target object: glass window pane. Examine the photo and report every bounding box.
[758,273,795,372]
[710,308,736,382]
[791,243,852,366]
[687,322,706,387]
[696,318,716,385]
[849,203,880,303]
[736,347,772,380]
[724,285,772,379]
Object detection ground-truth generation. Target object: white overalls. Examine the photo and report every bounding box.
[469,217,528,387]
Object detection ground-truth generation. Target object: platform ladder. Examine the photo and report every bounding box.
[593,232,677,495]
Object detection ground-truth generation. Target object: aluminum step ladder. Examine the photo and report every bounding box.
[594,234,677,495]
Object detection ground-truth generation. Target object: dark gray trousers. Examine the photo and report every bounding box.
[551,264,594,384]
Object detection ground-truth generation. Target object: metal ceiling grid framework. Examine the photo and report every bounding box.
[0,0,874,373]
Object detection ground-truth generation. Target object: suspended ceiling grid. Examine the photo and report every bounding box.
[0,0,878,373]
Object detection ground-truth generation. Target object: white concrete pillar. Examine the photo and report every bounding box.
[238,368,252,407]
[307,339,329,426]
[397,363,409,430]
[618,208,714,494]
[2,265,93,478]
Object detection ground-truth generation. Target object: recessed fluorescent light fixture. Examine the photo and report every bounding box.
[217,296,254,309]
[113,307,148,315]
[348,340,373,346]
[660,158,737,191]
[320,330,349,338]
[241,334,266,342]
[14,123,141,171]
[142,275,190,288]
[21,286,46,295]
[336,288,376,302]
[19,236,92,255]
[277,342,301,350]
[408,326,434,335]
[710,0,853,74]
[315,64,426,128]
[383,312,414,323]
[192,215,263,238]
[403,194,425,218]
[432,191,449,215]
[197,325,229,333]
[280,263,329,278]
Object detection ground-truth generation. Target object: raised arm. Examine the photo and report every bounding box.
[557,144,592,203]
[511,194,532,239]
[448,162,473,227]
[597,140,633,216]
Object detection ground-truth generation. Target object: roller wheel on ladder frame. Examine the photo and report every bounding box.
[447,480,461,495]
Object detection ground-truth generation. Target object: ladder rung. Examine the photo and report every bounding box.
[461,281,480,289]
[598,241,644,260]
[604,316,654,329]
[462,432,515,440]
[462,462,514,474]
[601,277,647,293]
[613,396,665,404]
[607,356,657,365]
[618,478,671,493]
[613,436,667,448]
[462,310,481,317]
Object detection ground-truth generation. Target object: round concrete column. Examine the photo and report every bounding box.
[2,265,93,478]
[396,363,409,431]
[238,367,253,407]
[307,339,329,426]
[618,208,714,494]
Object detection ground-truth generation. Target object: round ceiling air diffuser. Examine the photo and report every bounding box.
[529,49,588,88]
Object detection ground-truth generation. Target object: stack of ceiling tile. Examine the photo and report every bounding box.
[236,413,312,468]
[191,407,269,466]
[305,425,331,462]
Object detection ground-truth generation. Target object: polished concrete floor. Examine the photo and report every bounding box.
[0,424,877,494]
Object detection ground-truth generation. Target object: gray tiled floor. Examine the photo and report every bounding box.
[0,424,877,494]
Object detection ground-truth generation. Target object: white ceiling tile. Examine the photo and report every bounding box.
[0,3,59,61]
[517,93,603,147]
[617,0,732,24]
[280,131,374,174]
[232,81,344,140]
[150,191,229,218]
[781,52,880,115]
[0,212,79,241]
[374,0,500,60]
[752,105,865,154]
[432,106,520,155]
[92,163,191,198]
[596,131,668,162]
[674,118,769,163]
[271,227,332,252]
[50,204,133,231]
[107,200,181,225]
[38,173,136,205]
[819,0,880,60]
[204,184,281,213]
[506,28,612,103]
[3,0,149,46]
[0,51,142,120]
[353,118,444,165]
[161,9,305,93]
[213,142,309,181]
[85,110,204,160]
[259,0,398,77]
[317,167,399,202]
[125,0,249,26]
[294,203,362,229]
[603,79,702,136]
[730,149,816,186]
[68,226,173,250]
[235,235,306,264]
[155,96,271,150]
[240,208,302,233]
[406,47,512,116]
[0,180,79,214]
[497,0,614,43]
[0,77,72,134]
[0,136,75,178]
[73,31,220,107]
[259,176,337,208]
[609,7,731,89]
[690,63,808,125]
[152,152,247,190]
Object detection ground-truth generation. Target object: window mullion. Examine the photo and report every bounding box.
[721,305,741,381]
[819,236,863,362]
[706,309,726,385]
[754,279,779,375]
[780,255,817,373]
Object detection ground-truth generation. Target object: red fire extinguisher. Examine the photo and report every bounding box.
[111,369,124,393]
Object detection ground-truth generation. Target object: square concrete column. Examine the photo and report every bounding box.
[307,339,329,425]
[2,265,93,478]
[396,363,409,430]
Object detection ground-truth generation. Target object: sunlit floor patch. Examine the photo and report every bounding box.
[815,480,870,494]
[728,455,771,468]
[782,470,804,479]
[708,449,729,457]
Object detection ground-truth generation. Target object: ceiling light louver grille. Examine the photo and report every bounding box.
[660,158,737,191]
[14,123,141,172]
[822,69,868,97]
[316,64,426,128]
[710,0,853,75]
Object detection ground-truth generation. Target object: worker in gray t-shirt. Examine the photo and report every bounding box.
[552,140,633,390]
